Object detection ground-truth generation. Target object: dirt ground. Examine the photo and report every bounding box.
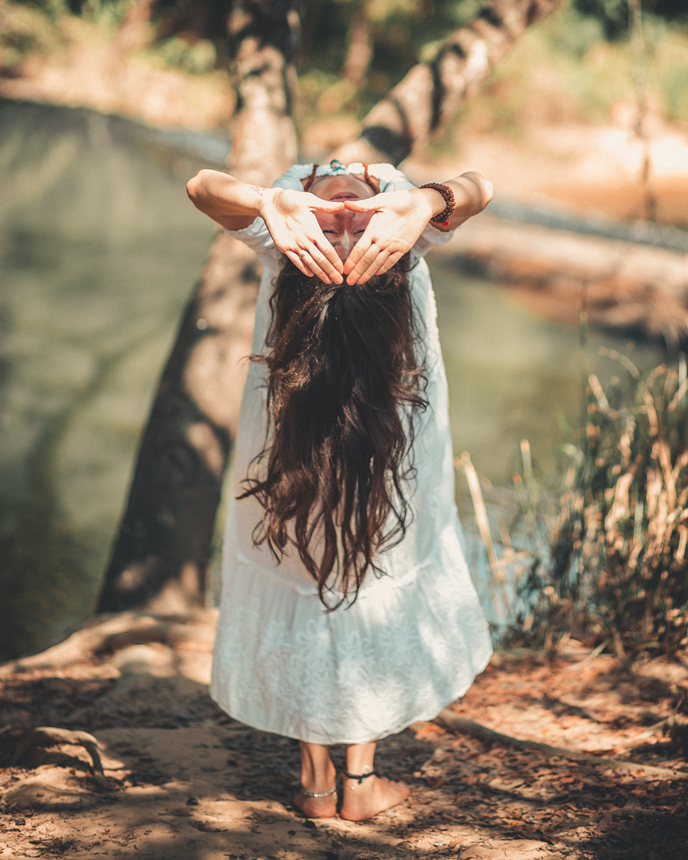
[1,612,687,860]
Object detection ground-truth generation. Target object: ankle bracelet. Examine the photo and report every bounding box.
[342,767,378,787]
[300,784,337,798]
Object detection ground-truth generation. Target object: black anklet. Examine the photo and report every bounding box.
[342,767,378,785]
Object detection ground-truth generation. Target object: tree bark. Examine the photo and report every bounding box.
[98,0,298,613]
[333,0,562,165]
[100,0,561,613]
[343,11,373,91]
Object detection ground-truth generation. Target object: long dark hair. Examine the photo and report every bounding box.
[238,257,428,608]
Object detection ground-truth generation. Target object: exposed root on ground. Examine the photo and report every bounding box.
[12,727,107,786]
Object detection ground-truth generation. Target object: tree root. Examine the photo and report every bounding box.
[11,727,107,786]
[0,609,217,676]
[437,709,688,780]
[100,620,215,654]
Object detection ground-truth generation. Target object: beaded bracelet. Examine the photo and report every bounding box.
[420,182,455,227]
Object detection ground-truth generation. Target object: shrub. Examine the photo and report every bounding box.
[521,351,688,658]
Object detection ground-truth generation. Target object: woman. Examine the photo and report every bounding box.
[187,160,494,821]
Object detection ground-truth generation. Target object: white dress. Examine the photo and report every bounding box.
[210,162,492,745]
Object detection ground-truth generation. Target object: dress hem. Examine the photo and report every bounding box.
[209,645,492,746]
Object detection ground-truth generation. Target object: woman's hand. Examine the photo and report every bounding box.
[342,189,435,285]
[186,170,346,284]
[342,171,493,285]
[258,188,346,283]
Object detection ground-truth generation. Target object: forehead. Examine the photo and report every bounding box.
[311,173,372,191]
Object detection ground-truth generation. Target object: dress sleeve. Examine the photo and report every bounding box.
[222,218,283,275]
[412,223,456,259]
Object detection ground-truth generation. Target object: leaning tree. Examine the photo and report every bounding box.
[98,0,562,614]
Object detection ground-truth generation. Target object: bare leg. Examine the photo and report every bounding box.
[339,741,409,821]
[293,741,337,818]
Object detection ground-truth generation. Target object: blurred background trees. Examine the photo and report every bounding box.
[2,0,688,136]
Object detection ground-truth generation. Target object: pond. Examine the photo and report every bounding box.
[0,99,665,659]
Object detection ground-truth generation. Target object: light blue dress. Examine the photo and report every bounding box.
[210,162,492,744]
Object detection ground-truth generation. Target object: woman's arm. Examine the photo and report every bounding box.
[186,169,346,283]
[431,171,494,231]
[343,170,493,285]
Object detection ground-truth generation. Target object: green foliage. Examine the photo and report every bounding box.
[447,4,631,136]
[21,0,131,29]
[71,0,131,28]
[651,30,688,122]
[152,36,217,75]
[0,1,134,73]
[516,353,688,658]
[575,0,688,41]
[0,2,64,69]
[5,0,688,131]
[296,0,481,117]
[573,0,630,40]
[440,0,688,139]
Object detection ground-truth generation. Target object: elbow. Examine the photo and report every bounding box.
[186,169,208,206]
[459,171,494,215]
[472,173,493,210]
[481,177,494,209]
[186,175,198,205]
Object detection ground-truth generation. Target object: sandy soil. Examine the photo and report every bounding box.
[1,613,687,860]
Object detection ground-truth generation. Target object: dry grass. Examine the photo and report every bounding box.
[511,350,688,659]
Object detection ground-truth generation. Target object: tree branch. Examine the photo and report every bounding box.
[333,0,562,165]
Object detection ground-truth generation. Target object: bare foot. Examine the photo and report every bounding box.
[339,774,409,821]
[292,789,337,819]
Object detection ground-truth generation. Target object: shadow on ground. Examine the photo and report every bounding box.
[1,626,687,859]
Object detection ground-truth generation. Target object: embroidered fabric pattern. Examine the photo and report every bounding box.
[211,525,493,744]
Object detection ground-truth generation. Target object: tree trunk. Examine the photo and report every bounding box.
[334,0,562,165]
[100,0,561,613]
[343,11,373,91]
[98,0,298,613]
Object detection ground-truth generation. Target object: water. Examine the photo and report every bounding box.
[0,100,665,658]
[0,100,216,658]
[432,261,663,489]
